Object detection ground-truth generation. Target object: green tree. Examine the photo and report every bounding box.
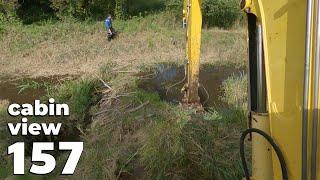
[87,0,115,20]
[202,0,240,28]
[51,0,85,20]
[164,0,240,28]
[115,0,127,19]
[0,0,18,21]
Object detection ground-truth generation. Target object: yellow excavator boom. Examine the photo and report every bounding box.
[183,0,202,106]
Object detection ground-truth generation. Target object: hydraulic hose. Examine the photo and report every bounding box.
[240,128,288,180]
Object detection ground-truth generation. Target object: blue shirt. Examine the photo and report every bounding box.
[105,18,112,30]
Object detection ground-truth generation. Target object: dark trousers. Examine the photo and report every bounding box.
[107,27,116,41]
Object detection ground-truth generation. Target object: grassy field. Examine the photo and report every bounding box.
[0,13,246,78]
[0,13,249,180]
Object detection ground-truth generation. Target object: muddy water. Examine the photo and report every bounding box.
[0,76,71,104]
[138,64,245,107]
[0,80,45,104]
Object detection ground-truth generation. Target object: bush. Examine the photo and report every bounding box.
[165,0,183,19]
[115,0,166,20]
[115,0,127,19]
[127,0,165,16]
[165,0,241,28]
[87,0,116,20]
[203,0,240,28]
[50,0,83,19]
[1,0,241,28]
[51,0,164,20]
[0,0,18,22]
[16,0,55,24]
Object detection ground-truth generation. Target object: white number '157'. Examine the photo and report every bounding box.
[7,142,83,175]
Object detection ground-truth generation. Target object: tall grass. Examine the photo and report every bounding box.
[140,71,248,180]
[221,73,248,109]
[0,12,247,78]
[140,105,246,180]
[2,19,100,53]
[50,79,98,121]
[17,79,52,94]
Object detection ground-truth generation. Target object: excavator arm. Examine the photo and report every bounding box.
[183,0,202,106]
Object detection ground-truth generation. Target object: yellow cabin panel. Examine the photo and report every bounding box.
[245,0,320,179]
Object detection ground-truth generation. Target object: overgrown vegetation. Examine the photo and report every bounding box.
[0,0,242,28]
[202,0,242,28]
[221,73,248,109]
[0,62,248,179]
[49,79,98,121]
[70,63,248,179]
[0,13,247,78]
[0,58,248,180]
[141,113,244,180]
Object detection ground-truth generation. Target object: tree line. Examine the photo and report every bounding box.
[0,0,241,28]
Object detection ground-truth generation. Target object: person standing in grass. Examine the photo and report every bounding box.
[105,14,116,41]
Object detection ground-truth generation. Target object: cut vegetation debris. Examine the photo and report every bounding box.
[75,66,248,179]
[0,62,248,179]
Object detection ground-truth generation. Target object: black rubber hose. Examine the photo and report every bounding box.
[240,128,288,180]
